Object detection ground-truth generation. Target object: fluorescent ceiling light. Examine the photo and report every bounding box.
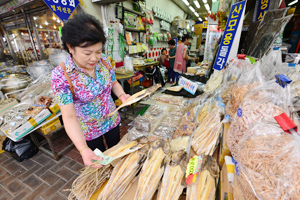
[45,21,49,25]
[198,17,202,21]
[189,6,195,12]
[182,0,189,6]
[56,19,60,23]
[288,0,298,6]
[204,3,210,11]
[193,0,200,8]
[39,25,43,28]
[208,11,211,14]
[203,0,207,3]
[212,0,217,2]
[33,17,37,20]
[194,12,199,17]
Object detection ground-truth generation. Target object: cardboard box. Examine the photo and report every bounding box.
[38,117,62,135]
[49,103,60,114]
[219,123,231,168]
[1,109,51,141]
[220,157,234,200]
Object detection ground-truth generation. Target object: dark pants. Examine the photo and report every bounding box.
[167,68,175,82]
[175,72,181,83]
[86,125,120,152]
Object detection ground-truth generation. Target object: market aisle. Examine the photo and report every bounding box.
[0,119,133,200]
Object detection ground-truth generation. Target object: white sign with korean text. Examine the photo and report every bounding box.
[178,76,198,95]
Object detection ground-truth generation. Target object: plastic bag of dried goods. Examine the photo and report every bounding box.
[153,124,176,139]
[204,70,223,94]
[234,122,300,200]
[160,115,182,128]
[227,80,293,159]
[225,63,264,117]
[134,115,151,133]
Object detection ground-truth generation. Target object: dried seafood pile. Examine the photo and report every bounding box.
[134,139,170,200]
[192,108,222,156]
[187,156,219,200]
[234,123,300,200]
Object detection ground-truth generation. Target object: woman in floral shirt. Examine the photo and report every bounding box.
[51,14,130,167]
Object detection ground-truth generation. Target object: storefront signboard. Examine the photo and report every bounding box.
[0,0,33,14]
[213,0,246,71]
[254,0,270,22]
[43,0,80,22]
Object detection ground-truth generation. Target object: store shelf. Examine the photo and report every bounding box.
[124,8,145,17]
[125,27,146,33]
[154,15,172,24]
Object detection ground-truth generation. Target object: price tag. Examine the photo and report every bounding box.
[185,155,202,185]
[179,76,198,95]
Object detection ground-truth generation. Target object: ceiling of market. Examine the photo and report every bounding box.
[171,0,215,21]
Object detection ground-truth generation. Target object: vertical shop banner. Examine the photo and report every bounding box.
[43,0,80,22]
[213,0,246,71]
[0,0,33,14]
[254,0,270,22]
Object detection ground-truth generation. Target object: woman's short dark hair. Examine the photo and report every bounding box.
[161,48,167,53]
[168,39,175,46]
[61,13,106,53]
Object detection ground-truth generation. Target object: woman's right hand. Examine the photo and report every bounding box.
[81,147,103,168]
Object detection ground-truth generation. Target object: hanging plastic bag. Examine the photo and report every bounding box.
[2,137,39,162]
[227,80,292,159]
[234,122,300,200]
[225,63,264,117]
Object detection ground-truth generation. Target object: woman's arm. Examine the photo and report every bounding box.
[183,49,195,61]
[112,81,130,102]
[60,103,103,167]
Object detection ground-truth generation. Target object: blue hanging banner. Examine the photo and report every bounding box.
[213,0,246,71]
[255,0,270,22]
[43,0,80,22]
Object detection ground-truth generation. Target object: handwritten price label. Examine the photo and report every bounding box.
[185,155,202,185]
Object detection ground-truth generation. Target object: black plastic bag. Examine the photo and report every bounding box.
[2,137,39,162]
[153,66,165,87]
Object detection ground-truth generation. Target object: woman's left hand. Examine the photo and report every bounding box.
[120,94,131,103]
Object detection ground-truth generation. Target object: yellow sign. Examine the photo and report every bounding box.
[203,21,207,29]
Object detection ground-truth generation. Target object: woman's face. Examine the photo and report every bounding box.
[68,42,103,70]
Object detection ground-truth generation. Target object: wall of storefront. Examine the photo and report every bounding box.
[79,0,104,23]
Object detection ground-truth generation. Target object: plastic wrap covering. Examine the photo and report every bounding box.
[153,124,176,139]
[134,115,151,132]
[173,122,195,139]
[26,60,54,79]
[227,81,291,159]
[192,108,222,156]
[234,122,300,200]
[166,105,186,117]
[225,64,264,117]
[49,52,69,67]
[204,70,223,94]
[160,115,181,128]
[127,127,147,141]
[156,95,187,106]
[147,105,165,117]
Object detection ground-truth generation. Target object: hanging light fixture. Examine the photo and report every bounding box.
[194,12,199,17]
[182,0,189,6]
[53,15,56,20]
[193,1,200,8]
[45,21,49,25]
[204,3,210,11]
[189,6,195,12]
[54,25,57,29]
[203,0,207,3]
[198,17,202,21]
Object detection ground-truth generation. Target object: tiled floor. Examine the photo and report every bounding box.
[0,118,133,200]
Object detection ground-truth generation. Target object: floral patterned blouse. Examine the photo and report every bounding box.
[51,54,120,141]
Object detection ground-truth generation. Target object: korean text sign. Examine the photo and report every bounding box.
[213,0,246,71]
[43,0,80,22]
[256,0,270,22]
[178,76,198,95]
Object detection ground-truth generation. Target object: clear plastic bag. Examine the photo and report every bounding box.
[225,63,264,117]
[146,104,166,117]
[181,105,200,124]
[204,70,223,94]
[160,115,181,128]
[127,127,147,141]
[173,122,195,139]
[134,115,151,132]
[153,124,176,139]
[234,122,300,200]
[227,81,292,159]
[165,105,186,117]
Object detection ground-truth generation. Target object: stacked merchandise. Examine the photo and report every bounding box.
[68,52,300,200]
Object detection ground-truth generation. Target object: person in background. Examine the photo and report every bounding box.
[198,41,205,62]
[174,34,195,82]
[159,48,167,66]
[167,39,176,83]
[51,13,130,168]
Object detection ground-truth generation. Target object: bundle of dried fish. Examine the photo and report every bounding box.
[107,84,161,117]
[69,140,146,200]
[68,165,113,200]
[192,108,222,156]
[134,139,171,200]
[170,136,190,153]
[97,145,149,200]
[157,151,189,200]
[204,71,223,94]
[187,156,219,200]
